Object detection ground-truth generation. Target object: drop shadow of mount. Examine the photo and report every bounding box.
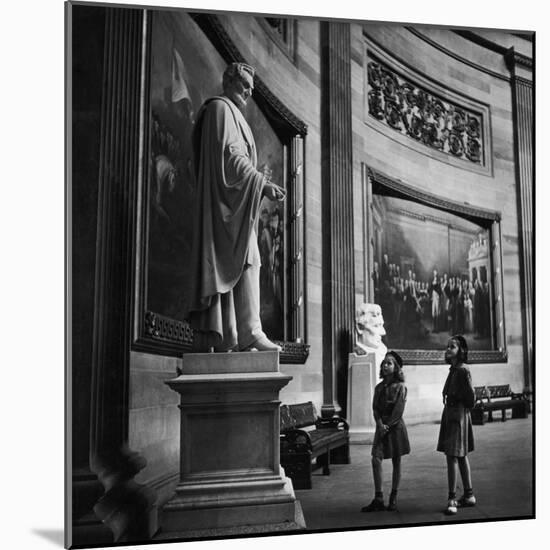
[32,529,64,547]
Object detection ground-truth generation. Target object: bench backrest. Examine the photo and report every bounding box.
[487,385,512,399]
[474,384,513,404]
[280,402,317,431]
[475,386,489,400]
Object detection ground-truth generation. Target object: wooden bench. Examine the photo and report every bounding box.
[471,385,529,425]
[280,402,350,490]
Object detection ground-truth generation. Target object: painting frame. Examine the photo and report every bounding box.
[131,10,310,364]
[362,165,507,364]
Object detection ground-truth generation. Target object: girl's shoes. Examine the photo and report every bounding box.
[444,499,458,515]
[361,498,386,512]
[457,494,476,507]
[386,500,398,511]
[387,492,398,511]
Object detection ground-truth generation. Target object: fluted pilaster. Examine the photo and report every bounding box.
[89,7,157,543]
[505,48,533,393]
[91,6,143,460]
[321,22,355,416]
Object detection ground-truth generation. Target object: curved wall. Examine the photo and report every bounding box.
[352,25,531,423]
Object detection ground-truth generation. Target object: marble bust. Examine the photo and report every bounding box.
[354,303,387,367]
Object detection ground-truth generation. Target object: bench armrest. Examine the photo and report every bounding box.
[315,416,349,431]
[511,392,527,400]
[280,429,313,453]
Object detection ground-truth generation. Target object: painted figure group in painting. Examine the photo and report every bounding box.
[373,252,492,348]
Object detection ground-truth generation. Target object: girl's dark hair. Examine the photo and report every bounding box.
[451,334,469,363]
[379,350,405,382]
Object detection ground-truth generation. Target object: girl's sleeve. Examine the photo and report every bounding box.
[373,409,383,429]
[462,368,475,409]
[372,387,383,428]
[387,384,407,428]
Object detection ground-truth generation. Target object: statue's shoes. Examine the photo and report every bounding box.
[241,336,282,352]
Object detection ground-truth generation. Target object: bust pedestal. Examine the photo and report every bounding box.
[346,352,378,444]
[160,351,305,537]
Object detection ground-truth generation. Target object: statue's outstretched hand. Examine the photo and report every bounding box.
[263,182,286,201]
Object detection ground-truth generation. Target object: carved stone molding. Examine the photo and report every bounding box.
[455,29,534,72]
[144,311,194,347]
[509,51,533,70]
[366,53,484,166]
[398,349,507,365]
[140,311,310,364]
[390,207,481,233]
[409,28,510,83]
[368,167,500,222]
[190,13,307,137]
[258,17,297,62]
[275,341,311,364]
[505,48,534,80]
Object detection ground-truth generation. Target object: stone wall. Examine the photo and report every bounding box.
[129,352,181,506]
[352,25,530,423]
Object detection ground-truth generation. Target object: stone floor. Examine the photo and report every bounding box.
[295,416,533,532]
[145,415,533,545]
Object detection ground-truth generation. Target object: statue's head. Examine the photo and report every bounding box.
[355,303,386,349]
[223,62,255,109]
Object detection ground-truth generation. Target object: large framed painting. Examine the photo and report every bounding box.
[133,10,309,363]
[363,166,507,363]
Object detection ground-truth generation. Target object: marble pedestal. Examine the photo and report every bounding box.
[160,351,305,537]
[347,352,377,444]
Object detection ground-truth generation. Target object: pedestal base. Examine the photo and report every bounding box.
[349,428,375,445]
[162,351,304,535]
[157,501,305,539]
[347,352,377,445]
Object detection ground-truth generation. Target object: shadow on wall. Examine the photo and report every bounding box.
[337,328,352,416]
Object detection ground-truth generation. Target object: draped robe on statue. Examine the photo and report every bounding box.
[187,96,267,350]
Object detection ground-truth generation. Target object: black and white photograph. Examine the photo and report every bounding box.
[64,0,536,547]
[10,0,537,548]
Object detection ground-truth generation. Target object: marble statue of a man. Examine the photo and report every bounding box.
[354,303,388,367]
[187,62,286,352]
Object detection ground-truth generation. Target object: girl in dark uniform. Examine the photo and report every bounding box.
[361,351,410,512]
[437,335,476,515]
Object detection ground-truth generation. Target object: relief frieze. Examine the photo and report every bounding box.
[367,54,484,165]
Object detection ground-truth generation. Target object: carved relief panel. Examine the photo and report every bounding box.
[364,36,493,176]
